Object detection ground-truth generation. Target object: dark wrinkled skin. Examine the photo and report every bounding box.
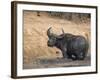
[47,33,89,60]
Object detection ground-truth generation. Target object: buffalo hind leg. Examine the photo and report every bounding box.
[77,52,85,60]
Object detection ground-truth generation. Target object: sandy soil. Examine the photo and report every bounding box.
[24,56,90,69]
[23,11,91,69]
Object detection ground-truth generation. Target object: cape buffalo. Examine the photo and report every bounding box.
[47,27,89,60]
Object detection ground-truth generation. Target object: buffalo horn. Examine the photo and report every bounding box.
[62,28,65,34]
[47,27,52,37]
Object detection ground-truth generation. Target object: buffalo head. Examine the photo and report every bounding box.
[47,27,64,47]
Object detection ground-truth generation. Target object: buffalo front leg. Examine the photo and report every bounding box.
[62,48,68,58]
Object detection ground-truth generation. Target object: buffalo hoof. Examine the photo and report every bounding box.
[78,57,85,60]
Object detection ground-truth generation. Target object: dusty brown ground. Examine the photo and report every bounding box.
[23,11,91,69]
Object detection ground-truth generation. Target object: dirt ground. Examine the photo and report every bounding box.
[23,11,91,69]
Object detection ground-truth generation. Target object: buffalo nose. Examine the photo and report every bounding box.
[47,43,51,46]
[47,42,52,47]
[47,41,50,46]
